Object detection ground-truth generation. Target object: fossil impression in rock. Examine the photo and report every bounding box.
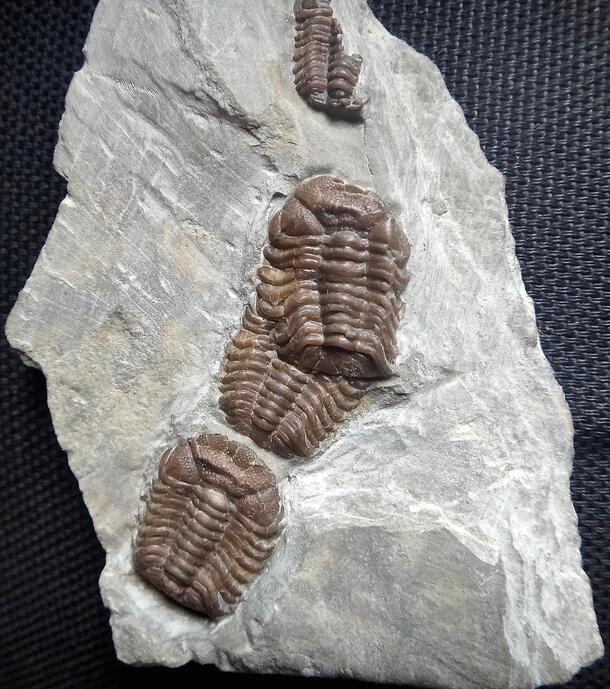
[293,0,365,118]
[219,176,410,457]
[134,433,283,618]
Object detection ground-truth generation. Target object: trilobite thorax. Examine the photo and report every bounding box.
[293,0,365,118]
[134,434,283,617]
[219,176,410,458]
[219,304,369,458]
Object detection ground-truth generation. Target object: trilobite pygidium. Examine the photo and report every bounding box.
[134,433,283,618]
[220,176,410,458]
[293,0,364,118]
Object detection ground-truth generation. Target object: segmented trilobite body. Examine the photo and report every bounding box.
[293,0,333,109]
[219,176,409,458]
[326,15,363,109]
[134,434,283,617]
[258,176,410,379]
[293,0,364,117]
[219,305,368,458]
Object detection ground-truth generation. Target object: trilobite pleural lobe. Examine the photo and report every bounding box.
[293,0,364,117]
[220,176,410,457]
[134,434,283,617]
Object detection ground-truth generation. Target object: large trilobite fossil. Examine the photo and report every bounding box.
[260,176,410,378]
[293,0,365,118]
[134,433,283,618]
[219,176,410,458]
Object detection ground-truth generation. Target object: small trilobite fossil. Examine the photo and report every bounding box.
[219,176,410,458]
[134,433,283,618]
[293,0,365,118]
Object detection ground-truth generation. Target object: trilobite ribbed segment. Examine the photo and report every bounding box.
[293,0,364,118]
[259,176,410,379]
[219,176,409,458]
[219,306,369,458]
[134,434,283,617]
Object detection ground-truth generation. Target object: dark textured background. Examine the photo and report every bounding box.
[1,1,608,688]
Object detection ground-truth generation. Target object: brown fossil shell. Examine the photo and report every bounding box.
[133,433,283,618]
[259,176,410,379]
[219,305,369,458]
[219,176,409,458]
[292,0,365,118]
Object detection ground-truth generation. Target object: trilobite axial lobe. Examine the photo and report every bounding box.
[220,176,410,458]
[293,0,365,118]
[134,434,283,618]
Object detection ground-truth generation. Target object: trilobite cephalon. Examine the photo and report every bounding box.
[134,433,283,618]
[220,176,410,458]
[293,0,364,118]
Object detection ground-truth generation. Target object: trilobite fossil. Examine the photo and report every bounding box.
[293,0,365,118]
[134,433,283,617]
[219,176,410,458]
[220,304,369,458]
[259,176,410,379]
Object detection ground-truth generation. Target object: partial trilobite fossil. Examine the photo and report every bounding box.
[293,0,365,118]
[134,433,283,618]
[220,304,369,458]
[219,176,410,458]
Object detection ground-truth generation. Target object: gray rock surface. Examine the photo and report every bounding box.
[6,1,603,687]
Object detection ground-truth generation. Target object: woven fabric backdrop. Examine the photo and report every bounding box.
[1,1,608,688]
